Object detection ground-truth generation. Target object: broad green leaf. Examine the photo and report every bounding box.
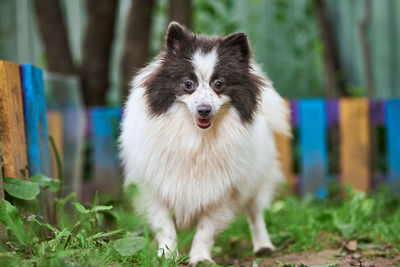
[3,177,40,200]
[30,174,60,192]
[72,202,90,214]
[0,199,28,246]
[113,236,145,256]
[92,205,113,212]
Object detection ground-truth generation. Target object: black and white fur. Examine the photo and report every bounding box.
[120,22,291,264]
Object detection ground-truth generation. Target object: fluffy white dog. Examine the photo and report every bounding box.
[120,22,291,265]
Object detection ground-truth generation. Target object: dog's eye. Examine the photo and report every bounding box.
[183,80,195,92]
[213,80,224,93]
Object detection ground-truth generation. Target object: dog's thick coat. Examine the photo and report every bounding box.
[120,22,291,264]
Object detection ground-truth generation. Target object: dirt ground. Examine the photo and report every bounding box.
[218,248,400,267]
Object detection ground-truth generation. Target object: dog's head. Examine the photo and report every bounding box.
[144,22,262,130]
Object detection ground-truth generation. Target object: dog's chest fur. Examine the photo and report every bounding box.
[121,87,269,227]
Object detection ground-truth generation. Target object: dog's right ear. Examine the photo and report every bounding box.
[166,22,188,55]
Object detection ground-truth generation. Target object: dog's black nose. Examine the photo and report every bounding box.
[197,105,211,117]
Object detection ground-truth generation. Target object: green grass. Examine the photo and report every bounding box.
[0,178,400,266]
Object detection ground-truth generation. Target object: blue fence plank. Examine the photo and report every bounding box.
[386,100,400,192]
[88,107,122,200]
[299,99,328,197]
[20,64,52,177]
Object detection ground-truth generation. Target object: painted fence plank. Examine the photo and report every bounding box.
[86,107,122,200]
[0,60,29,179]
[327,100,339,126]
[339,98,370,192]
[20,64,52,177]
[43,73,85,198]
[290,100,299,127]
[275,100,294,190]
[46,111,64,179]
[386,100,400,192]
[299,99,328,197]
[370,100,385,126]
[275,133,294,190]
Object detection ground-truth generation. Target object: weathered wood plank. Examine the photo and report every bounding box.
[20,64,52,177]
[299,99,328,197]
[386,99,400,192]
[274,100,294,190]
[339,98,370,192]
[0,60,29,179]
[46,111,63,179]
[86,107,122,201]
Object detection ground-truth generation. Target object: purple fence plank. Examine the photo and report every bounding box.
[370,99,386,126]
[290,100,299,127]
[326,100,339,126]
[85,107,93,139]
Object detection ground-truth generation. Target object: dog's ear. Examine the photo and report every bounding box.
[165,22,189,55]
[221,33,250,62]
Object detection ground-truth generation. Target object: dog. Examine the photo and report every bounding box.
[119,22,291,265]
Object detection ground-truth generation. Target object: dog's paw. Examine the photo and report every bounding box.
[189,259,217,267]
[254,244,275,256]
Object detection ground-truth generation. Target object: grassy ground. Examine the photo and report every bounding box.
[0,181,399,267]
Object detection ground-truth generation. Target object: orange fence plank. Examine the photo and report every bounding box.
[274,101,294,190]
[275,132,294,189]
[339,98,370,191]
[46,111,64,179]
[0,61,29,179]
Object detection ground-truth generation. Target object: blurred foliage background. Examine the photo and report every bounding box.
[0,0,399,106]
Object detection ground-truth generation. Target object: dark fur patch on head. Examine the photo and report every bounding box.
[214,33,262,123]
[144,22,262,123]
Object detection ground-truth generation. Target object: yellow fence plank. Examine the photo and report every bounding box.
[339,98,370,191]
[46,111,64,179]
[275,100,294,190]
[275,132,294,188]
[0,61,29,179]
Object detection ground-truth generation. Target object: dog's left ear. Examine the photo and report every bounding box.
[221,33,250,62]
[165,22,189,55]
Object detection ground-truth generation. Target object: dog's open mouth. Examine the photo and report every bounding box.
[196,118,212,129]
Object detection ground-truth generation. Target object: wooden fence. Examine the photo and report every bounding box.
[0,60,399,202]
[278,99,400,196]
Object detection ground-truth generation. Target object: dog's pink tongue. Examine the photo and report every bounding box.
[197,118,211,128]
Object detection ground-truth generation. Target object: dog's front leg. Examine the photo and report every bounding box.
[147,202,177,258]
[189,205,234,265]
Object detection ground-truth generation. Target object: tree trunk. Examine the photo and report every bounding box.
[33,0,76,74]
[360,0,374,97]
[169,0,192,28]
[81,0,119,106]
[314,0,348,97]
[388,0,399,97]
[121,0,155,101]
[360,0,376,186]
